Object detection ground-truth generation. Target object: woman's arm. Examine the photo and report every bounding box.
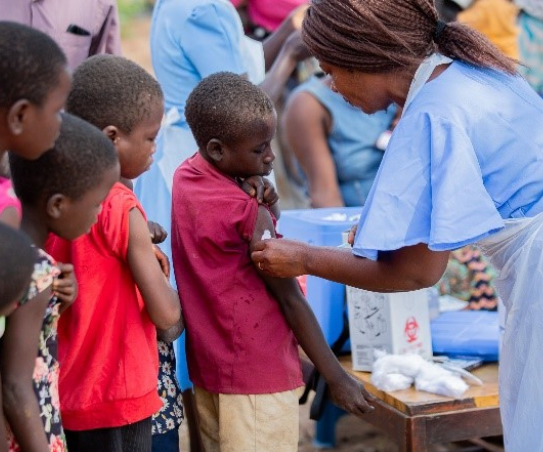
[1,290,51,452]
[260,30,310,104]
[252,239,450,292]
[262,5,307,70]
[127,208,182,331]
[283,91,345,207]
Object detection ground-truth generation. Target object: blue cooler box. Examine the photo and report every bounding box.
[431,311,499,361]
[278,207,363,350]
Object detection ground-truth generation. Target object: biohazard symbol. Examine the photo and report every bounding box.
[404,316,419,343]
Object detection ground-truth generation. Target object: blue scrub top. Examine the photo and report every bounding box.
[353,61,543,260]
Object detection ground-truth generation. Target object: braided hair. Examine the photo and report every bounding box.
[302,0,516,75]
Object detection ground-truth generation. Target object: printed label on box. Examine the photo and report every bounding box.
[347,287,433,371]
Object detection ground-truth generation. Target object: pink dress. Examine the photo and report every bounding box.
[0,177,22,220]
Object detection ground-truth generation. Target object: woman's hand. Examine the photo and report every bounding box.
[348,224,358,246]
[53,263,78,313]
[283,30,311,63]
[251,238,308,278]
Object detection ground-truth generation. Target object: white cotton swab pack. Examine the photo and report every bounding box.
[370,351,480,398]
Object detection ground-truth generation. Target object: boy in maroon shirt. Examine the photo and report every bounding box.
[171,72,374,452]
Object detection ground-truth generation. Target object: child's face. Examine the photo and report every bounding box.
[9,66,71,159]
[219,113,277,179]
[116,98,163,180]
[48,163,120,240]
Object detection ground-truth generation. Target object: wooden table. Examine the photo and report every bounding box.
[340,356,502,452]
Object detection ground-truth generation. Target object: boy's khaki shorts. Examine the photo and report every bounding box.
[194,386,299,452]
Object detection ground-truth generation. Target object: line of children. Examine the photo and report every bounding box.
[0,20,186,452]
[172,72,374,452]
[46,55,182,452]
[0,18,381,452]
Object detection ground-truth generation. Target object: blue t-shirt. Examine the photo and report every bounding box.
[293,76,396,206]
[353,61,543,260]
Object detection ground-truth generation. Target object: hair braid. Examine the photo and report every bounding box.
[435,22,517,74]
[303,0,517,74]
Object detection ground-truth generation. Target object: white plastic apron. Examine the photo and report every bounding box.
[156,108,197,193]
[477,213,543,452]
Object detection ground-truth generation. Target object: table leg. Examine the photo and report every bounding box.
[398,417,428,452]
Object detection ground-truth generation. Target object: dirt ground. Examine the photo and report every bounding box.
[121,16,497,452]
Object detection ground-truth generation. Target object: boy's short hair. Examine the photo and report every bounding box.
[67,55,163,133]
[0,224,36,305]
[9,113,118,206]
[185,72,275,149]
[0,21,67,109]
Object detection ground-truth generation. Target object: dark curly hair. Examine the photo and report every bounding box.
[0,224,37,307]
[185,72,275,149]
[67,55,163,134]
[0,21,67,109]
[302,0,516,75]
[9,113,118,206]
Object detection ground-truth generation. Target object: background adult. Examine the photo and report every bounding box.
[252,1,543,451]
[282,75,396,207]
[0,0,121,70]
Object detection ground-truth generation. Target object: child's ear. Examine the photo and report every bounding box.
[103,125,121,146]
[6,99,32,135]
[46,194,67,219]
[206,139,224,163]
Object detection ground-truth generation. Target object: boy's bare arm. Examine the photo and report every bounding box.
[250,206,374,416]
[127,208,182,331]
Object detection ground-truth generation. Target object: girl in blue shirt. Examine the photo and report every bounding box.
[252,1,543,451]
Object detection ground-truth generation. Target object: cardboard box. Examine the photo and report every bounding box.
[346,287,433,371]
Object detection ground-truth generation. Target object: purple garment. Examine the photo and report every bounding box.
[0,0,122,70]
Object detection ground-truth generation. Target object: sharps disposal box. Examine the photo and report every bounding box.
[346,287,433,371]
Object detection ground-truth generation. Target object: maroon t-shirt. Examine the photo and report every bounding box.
[171,153,303,394]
